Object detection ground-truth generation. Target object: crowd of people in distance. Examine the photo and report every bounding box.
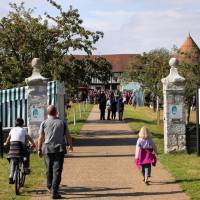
[95,90,138,121]
[88,90,137,106]
[98,91,123,120]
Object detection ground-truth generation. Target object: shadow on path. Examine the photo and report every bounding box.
[29,186,185,199]
[60,186,184,199]
[74,137,137,147]
[125,118,155,125]
[84,120,126,124]
[66,154,134,158]
[79,130,135,137]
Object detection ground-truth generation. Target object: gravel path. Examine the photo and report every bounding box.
[30,105,189,200]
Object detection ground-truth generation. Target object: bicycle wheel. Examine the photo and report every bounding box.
[15,166,20,195]
[19,170,26,187]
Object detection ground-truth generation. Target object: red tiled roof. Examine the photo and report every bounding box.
[101,54,140,72]
[177,34,200,63]
[64,54,140,72]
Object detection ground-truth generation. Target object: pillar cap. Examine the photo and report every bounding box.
[25,58,48,85]
[169,57,179,68]
[162,57,185,87]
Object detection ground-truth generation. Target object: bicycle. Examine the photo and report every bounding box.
[12,156,26,195]
[5,144,32,195]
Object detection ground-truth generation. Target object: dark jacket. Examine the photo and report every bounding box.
[99,94,106,110]
[117,98,124,112]
[110,97,117,112]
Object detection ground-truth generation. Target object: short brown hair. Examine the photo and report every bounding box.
[47,105,57,116]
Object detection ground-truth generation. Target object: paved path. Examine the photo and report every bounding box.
[31,105,189,200]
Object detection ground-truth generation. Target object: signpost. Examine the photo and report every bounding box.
[196,88,200,156]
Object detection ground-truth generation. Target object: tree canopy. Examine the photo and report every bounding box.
[61,56,112,93]
[177,58,200,123]
[124,48,171,98]
[124,47,200,123]
[0,1,111,91]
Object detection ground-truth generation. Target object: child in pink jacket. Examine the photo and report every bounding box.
[135,126,157,185]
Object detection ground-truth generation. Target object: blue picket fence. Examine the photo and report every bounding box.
[0,81,64,128]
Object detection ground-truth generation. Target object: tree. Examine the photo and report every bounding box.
[124,48,170,125]
[89,57,112,83]
[125,48,170,99]
[63,56,112,94]
[178,59,200,123]
[0,1,104,90]
[125,46,200,124]
[122,55,142,84]
[0,2,56,88]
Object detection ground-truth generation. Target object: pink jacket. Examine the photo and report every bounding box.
[135,138,157,169]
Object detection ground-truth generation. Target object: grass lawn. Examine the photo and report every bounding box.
[67,102,93,138]
[125,105,200,200]
[0,154,45,200]
[0,103,93,199]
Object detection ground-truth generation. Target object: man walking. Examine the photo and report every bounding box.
[37,105,73,199]
[98,91,107,120]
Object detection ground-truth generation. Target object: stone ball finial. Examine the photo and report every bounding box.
[169,57,179,68]
[25,57,48,84]
[31,58,42,73]
[31,58,42,67]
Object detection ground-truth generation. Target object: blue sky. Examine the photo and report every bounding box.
[0,0,200,54]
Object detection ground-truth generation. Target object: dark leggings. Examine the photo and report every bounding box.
[141,164,151,177]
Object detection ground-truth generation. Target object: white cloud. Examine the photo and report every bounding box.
[83,19,111,31]
[94,9,200,54]
[89,10,133,18]
[84,10,134,32]
[1,0,200,54]
[101,0,134,4]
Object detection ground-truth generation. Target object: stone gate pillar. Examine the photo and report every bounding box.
[161,58,186,153]
[25,58,48,139]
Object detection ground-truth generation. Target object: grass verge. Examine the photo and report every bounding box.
[67,103,93,138]
[125,105,200,200]
[0,154,45,200]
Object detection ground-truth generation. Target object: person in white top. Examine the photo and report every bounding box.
[9,126,26,143]
[106,98,111,120]
[4,118,35,184]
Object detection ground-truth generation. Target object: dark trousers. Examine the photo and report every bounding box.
[118,111,123,120]
[141,164,151,177]
[44,152,64,196]
[100,109,105,120]
[111,110,116,120]
[23,146,30,168]
[107,109,111,120]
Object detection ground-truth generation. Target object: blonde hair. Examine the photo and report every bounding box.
[138,126,151,139]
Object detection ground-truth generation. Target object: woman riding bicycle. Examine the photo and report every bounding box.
[4,118,35,184]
